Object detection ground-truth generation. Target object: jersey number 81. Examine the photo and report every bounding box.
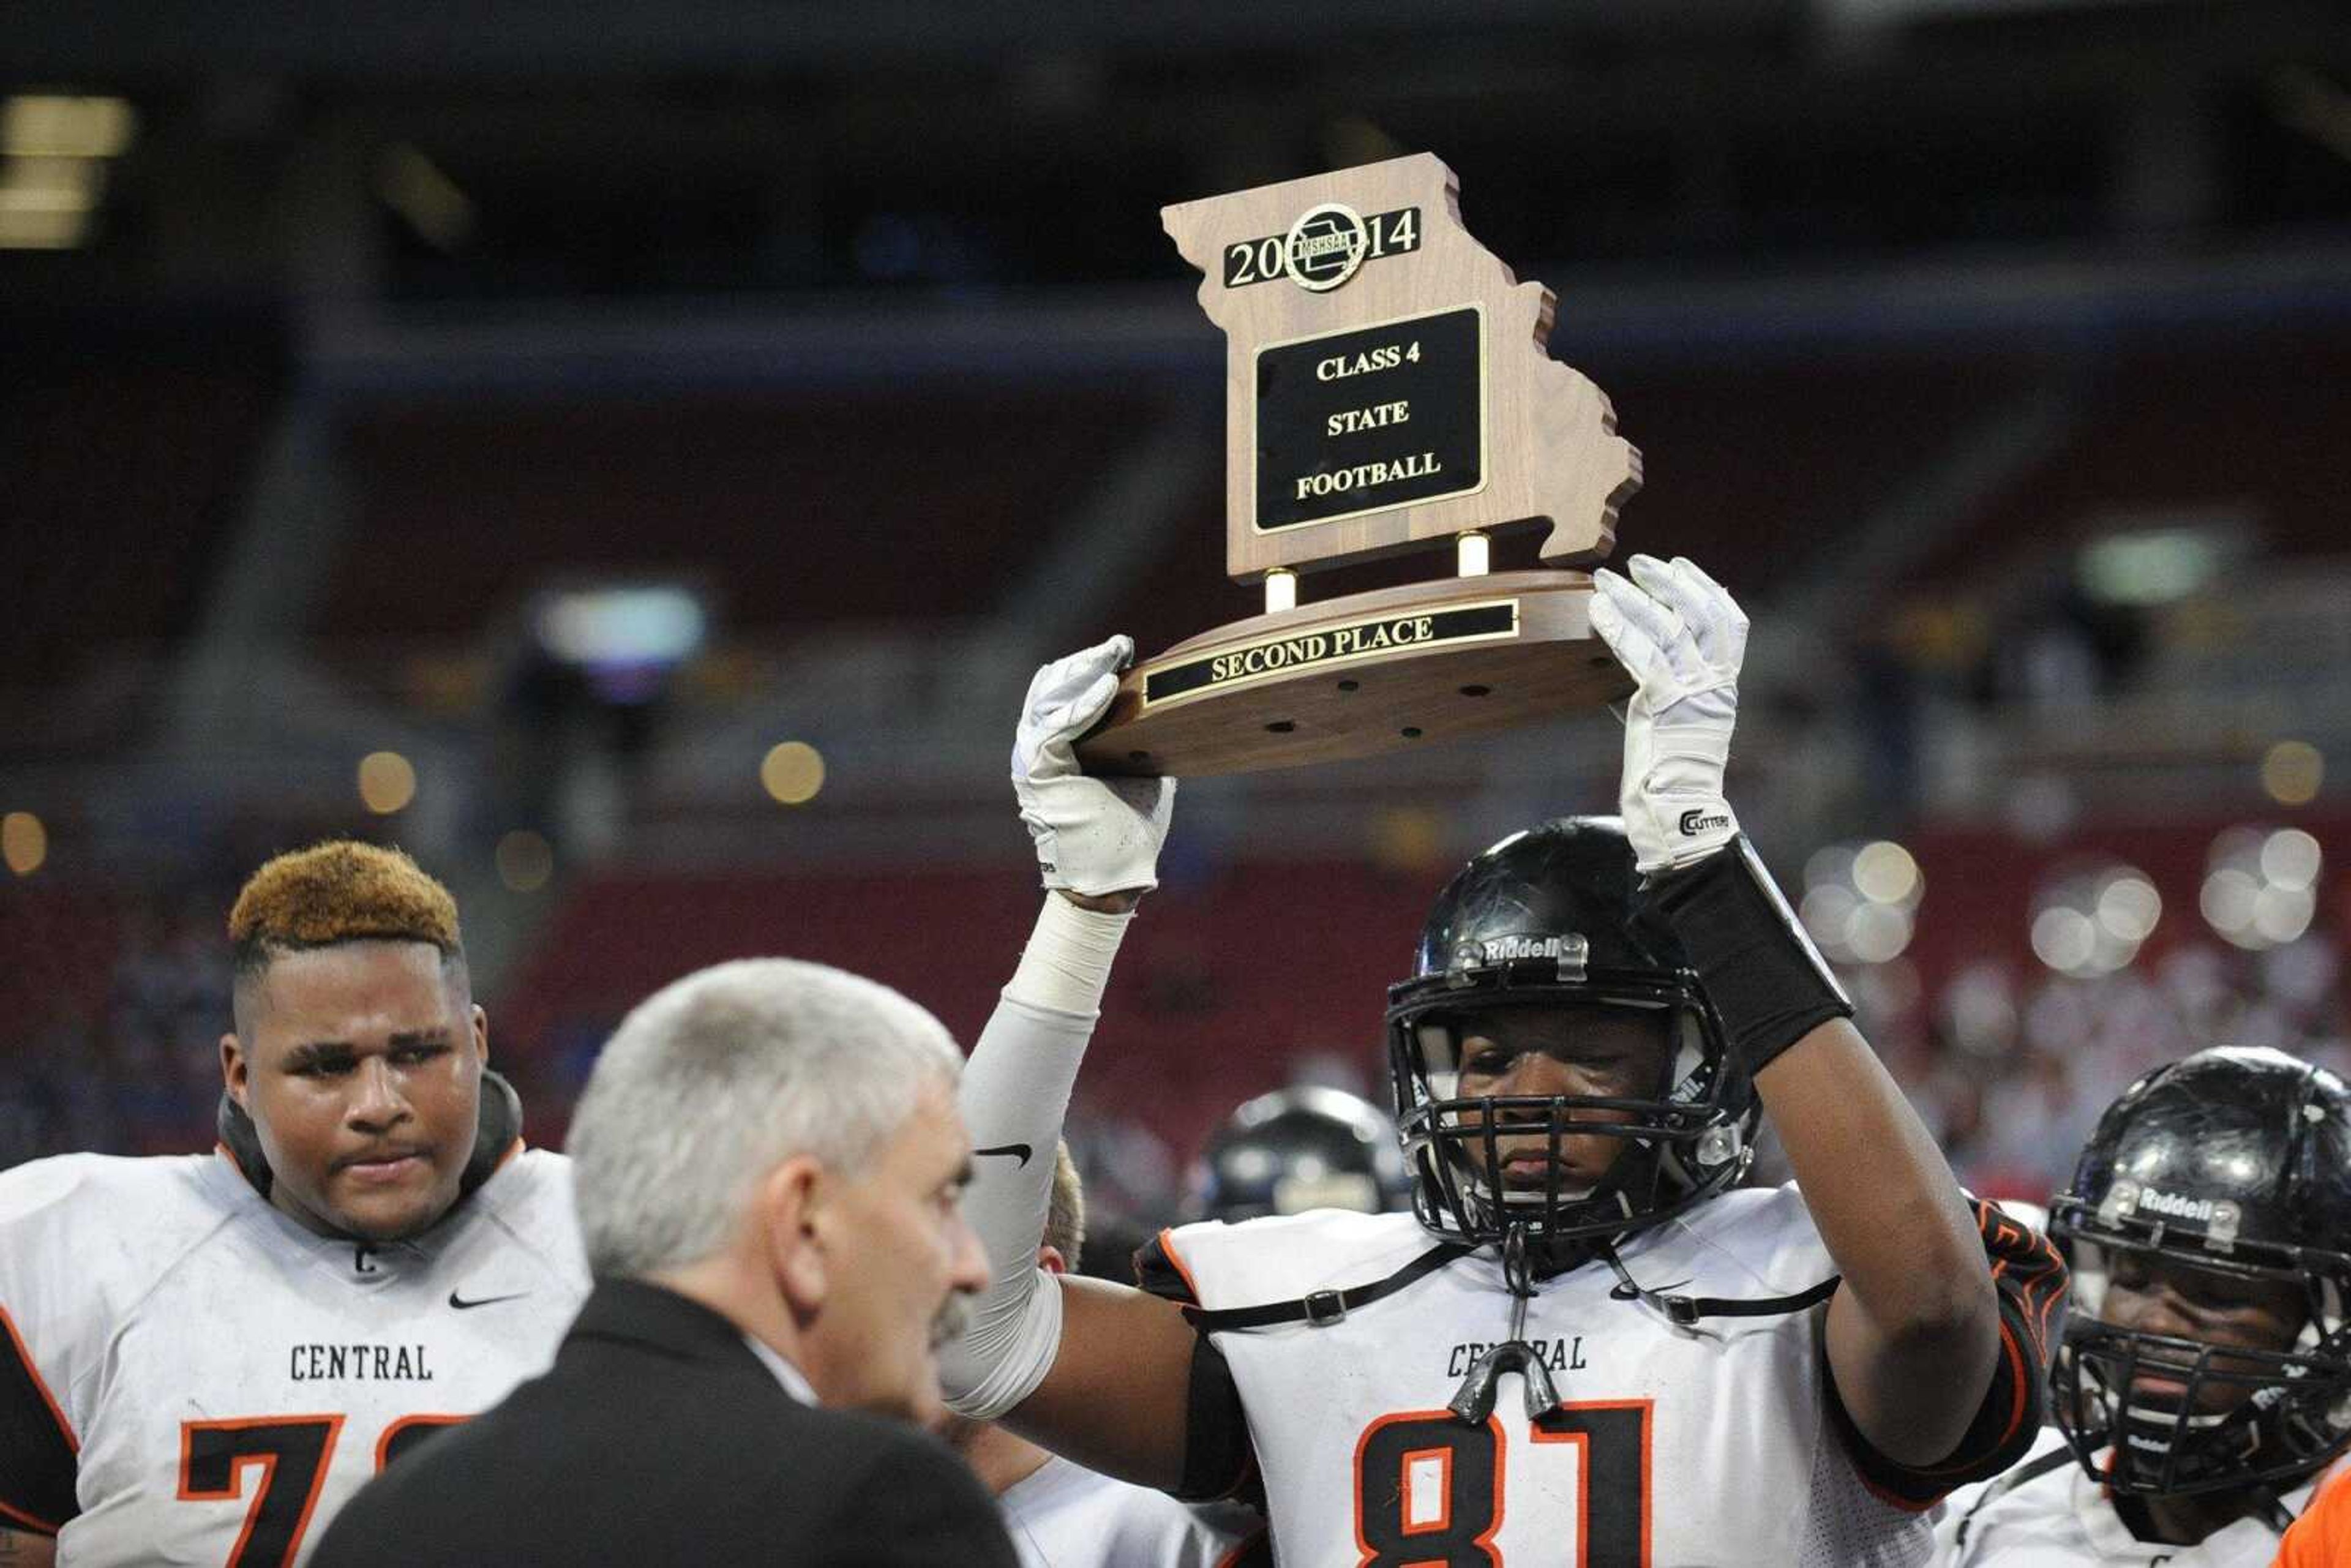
[1353,1400,1651,1567]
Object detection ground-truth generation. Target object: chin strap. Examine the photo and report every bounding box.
[217,1069,523,1203]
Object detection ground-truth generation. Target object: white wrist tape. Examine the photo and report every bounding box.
[1006,895,1133,1016]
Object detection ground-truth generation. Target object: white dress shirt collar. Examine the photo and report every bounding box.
[741,1333,819,1406]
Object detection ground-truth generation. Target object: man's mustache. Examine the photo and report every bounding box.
[931,1292,973,1349]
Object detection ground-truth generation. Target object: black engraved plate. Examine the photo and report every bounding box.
[1253,305,1484,533]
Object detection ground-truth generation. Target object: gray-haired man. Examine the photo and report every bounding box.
[315,957,1016,1567]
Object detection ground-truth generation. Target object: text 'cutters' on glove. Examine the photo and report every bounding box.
[1011,634,1176,896]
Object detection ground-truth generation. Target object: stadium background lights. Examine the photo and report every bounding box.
[356,751,418,815]
[2029,862,2161,978]
[1368,806,1447,874]
[2261,740,2324,806]
[375,143,475,252]
[495,830,555,893]
[2,811,47,877]
[0,94,135,250]
[1799,839,1922,965]
[2072,516,2249,608]
[2200,825,2323,951]
[532,583,708,706]
[760,741,825,805]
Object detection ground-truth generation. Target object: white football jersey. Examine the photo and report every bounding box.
[999,1454,1263,1568]
[0,1146,589,1566]
[1147,1185,2039,1568]
[1933,1428,2314,1567]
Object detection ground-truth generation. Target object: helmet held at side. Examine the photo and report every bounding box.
[2048,1045,2351,1499]
[1382,816,1758,1253]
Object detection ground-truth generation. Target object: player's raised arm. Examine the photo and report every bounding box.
[938,636,1204,1490]
[1588,556,2014,1471]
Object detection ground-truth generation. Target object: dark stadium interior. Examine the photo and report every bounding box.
[3,0,2348,1237]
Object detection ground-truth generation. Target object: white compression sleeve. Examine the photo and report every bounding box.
[940,896,1133,1419]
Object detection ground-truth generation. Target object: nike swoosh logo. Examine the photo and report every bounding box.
[448,1289,532,1310]
[973,1143,1033,1168]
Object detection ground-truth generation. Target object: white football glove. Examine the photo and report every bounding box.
[1588,555,1746,876]
[1012,635,1176,896]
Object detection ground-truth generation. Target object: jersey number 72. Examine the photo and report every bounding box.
[178,1414,462,1566]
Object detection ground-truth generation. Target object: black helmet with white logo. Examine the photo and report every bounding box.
[1187,1086,1412,1224]
[1382,816,1758,1251]
[2049,1045,2351,1497]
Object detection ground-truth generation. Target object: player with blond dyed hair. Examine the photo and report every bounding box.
[0,841,588,1567]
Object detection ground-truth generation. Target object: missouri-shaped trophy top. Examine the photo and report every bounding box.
[1161,151,1641,583]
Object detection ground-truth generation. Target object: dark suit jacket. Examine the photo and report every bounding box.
[312,1277,1018,1567]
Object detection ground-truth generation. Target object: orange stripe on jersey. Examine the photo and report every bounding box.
[491,1138,525,1172]
[1894,1322,2031,1485]
[276,1425,343,1565]
[1395,1445,1454,1536]
[1212,1523,1271,1568]
[0,1493,59,1535]
[0,1302,78,1453]
[1154,1228,1205,1306]
[213,1140,254,1185]
[1990,1321,2028,1455]
[177,1414,345,1568]
[1852,1465,1945,1515]
[374,1414,467,1471]
[2024,1255,2066,1356]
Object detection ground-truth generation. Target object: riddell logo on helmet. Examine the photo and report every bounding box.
[2137,1188,2219,1221]
[2102,1179,2244,1249]
[1678,809,1731,836]
[1464,933,1591,983]
[1478,934,1586,962]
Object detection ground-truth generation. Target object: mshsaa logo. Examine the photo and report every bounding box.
[1283,203,1370,293]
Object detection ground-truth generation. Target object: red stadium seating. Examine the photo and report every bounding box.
[323,386,1162,647]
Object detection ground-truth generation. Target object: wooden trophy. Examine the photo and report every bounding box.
[1074,152,1640,778]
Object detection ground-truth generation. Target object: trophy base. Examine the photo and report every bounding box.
[1074,569,1630,778]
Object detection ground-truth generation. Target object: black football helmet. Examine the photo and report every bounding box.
[1382,816,1758,1251]
[2049,1046,2351,1498]
[1187,1086,1413,1223]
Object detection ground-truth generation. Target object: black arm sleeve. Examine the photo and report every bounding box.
[0,1305,76,1535]
[1824,1196,2071,1508]
[1176,1335,1262,1507]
